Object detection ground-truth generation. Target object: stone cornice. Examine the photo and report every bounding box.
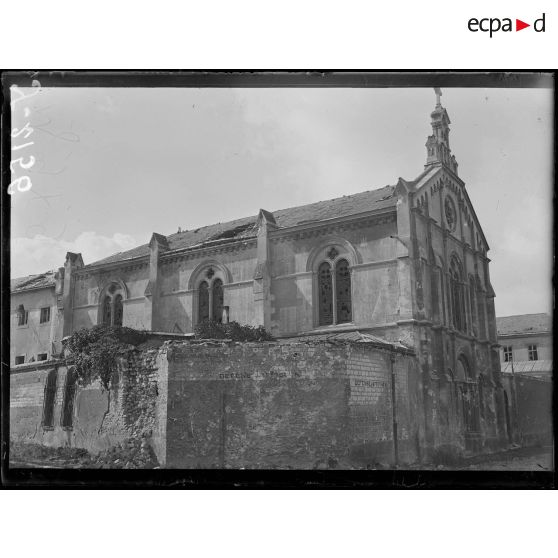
[74,238,257,280]
[351,258,399,270]
[160,238,256,264]
[273,271,314,281]
[75,259,149,281]
[269,208,397,243]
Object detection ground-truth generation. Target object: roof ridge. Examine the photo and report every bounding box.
[497,313,550,318]
[269,184,395,217]
[85,183,400,268]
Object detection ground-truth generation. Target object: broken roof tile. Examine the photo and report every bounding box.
[85,184,399,268]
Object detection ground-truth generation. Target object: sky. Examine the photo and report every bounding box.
[10,85,553,318]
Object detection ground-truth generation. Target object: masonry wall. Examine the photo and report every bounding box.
[72,265,150,331]
[268,217,400,337]
[164,341,418,469]
[502,374,553,447]
[10,349,168,463]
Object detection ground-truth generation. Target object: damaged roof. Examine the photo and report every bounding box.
[283,329,414,354]
[86,184,398,268]
[11,271,57,293]
[496,313,551,336]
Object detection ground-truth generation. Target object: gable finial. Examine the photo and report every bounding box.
[434,87,442,108]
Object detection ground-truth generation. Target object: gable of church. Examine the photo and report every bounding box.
[414,167,489,255]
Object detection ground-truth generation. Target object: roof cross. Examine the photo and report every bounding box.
[434,87,442,107]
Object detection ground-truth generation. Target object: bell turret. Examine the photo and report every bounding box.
[425,88,458,175]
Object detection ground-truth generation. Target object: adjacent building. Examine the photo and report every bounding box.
[497,313,552,446]
[497,313,552,379]
[10,270,65,366]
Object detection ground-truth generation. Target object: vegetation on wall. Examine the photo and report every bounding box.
[63,325,148,390]
[194,320,274,342]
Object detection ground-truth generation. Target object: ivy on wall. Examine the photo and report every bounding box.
[63,326,148,390]
[194,320,273,342]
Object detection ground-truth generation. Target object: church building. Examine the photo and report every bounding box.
[11,90,507,459]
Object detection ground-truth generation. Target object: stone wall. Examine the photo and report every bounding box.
[9,349,167,462]
[164,340,418,468]
[502,374,553,447]
[14,338,511,469]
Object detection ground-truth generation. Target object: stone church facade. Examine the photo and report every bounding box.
[11,93,507,459]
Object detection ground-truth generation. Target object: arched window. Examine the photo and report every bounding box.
[476,276,487,339]
[212,279,224,323]
[318,262,333,326]
[456,355,471,381]
[449,256,466,332]
[192,265,230,325]
[61,368,77,429]
[198,281,210,322]
[102,296,112,325]
[468,275,477,335]
[431,266,443,322]
[317,257,352,327]
[335,259,352,324]
[42,369,57,428]
[113,294,123,327]
[456,355,480,433]
[99,282,126,326]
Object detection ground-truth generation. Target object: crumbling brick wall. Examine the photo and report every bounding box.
[9,349,167,461]
[10,340,419,469]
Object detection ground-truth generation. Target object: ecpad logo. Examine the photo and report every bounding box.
[468,13,546,37]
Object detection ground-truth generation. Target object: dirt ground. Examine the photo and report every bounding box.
[443,445,554,471]
[9,441,553,471]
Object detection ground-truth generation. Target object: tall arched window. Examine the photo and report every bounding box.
[42,369,57,428]
[317,256,352,327]
[102,296,112,325]
[318,262,333,326]
[113,294,123,327]
[335,259,352,324]
[456,355,472,381]
[449,256,465,332]
[192,265,230,325]
[99,282,126,326]
[476,276,487,339]
[456,355,479,433]
[212,279,224,323]
[468,275,478,335]
[198,281,210,322]
[61,368,77,429]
